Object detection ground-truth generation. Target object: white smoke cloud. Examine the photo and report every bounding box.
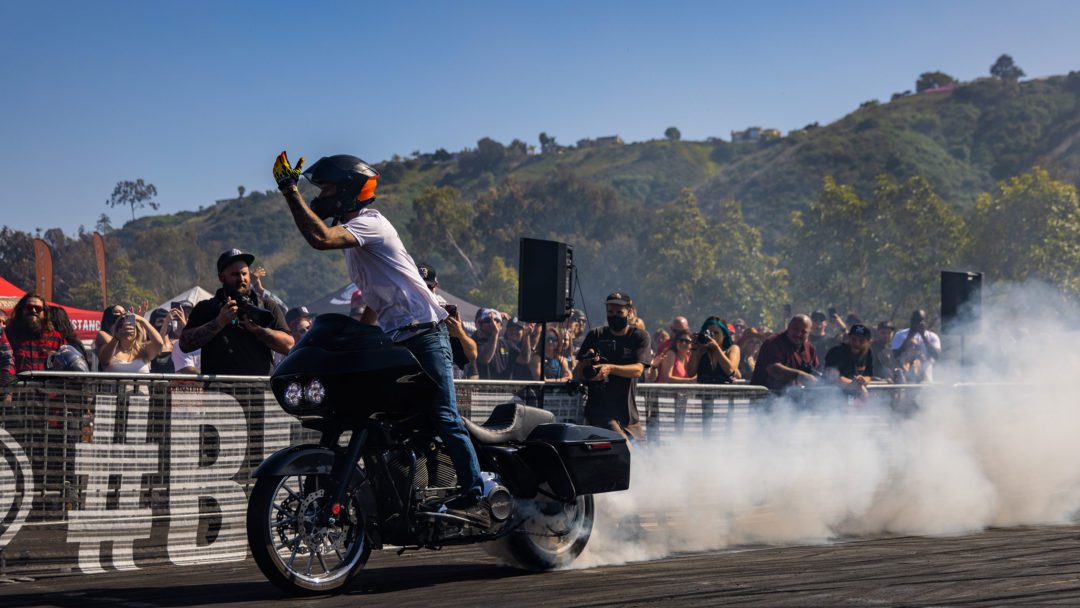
[576,282,1080,568]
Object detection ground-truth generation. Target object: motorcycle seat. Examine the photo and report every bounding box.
[463,403,555,444]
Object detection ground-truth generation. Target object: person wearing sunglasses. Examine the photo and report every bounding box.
[532,327,572,382]
[658,330,697,383]
[5,293,64,372]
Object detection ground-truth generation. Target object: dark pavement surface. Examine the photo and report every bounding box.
[4,525,1080,607]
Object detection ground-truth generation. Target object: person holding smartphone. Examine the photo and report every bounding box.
[417,263,477,379]
[573,292,651,441]
[99,312,164,373]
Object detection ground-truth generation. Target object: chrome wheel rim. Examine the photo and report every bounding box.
[517,495,591,556]
[266,474,366,586]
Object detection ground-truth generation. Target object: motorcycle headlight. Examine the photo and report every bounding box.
[304,379,326,405]
[284,382,303,408]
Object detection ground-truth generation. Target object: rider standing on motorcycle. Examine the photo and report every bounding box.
[272,152,488,523]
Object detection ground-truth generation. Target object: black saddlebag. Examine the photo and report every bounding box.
[525,423,631,496]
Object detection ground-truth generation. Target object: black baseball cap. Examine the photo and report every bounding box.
[417,263,437,288]
[605,292,633,307]
[811,310,828,322]
[849,324,872,337]
[285,306,311,325]
[217,248,255,273]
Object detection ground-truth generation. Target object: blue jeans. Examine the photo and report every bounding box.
[401,325,484,500]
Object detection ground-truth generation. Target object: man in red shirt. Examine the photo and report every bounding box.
[0,330,14,387]
[5,294,64,372]
[750,314,820,393]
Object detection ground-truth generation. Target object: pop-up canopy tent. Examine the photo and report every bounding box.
[304,282,480,325]
[147,285,214,317]
[0,275,102,340]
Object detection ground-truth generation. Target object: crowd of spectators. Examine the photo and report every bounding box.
[0,248,943,397]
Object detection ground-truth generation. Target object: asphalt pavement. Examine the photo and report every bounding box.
[3,525,1080,607]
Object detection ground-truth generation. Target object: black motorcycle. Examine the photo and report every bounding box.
[246,314,631,595]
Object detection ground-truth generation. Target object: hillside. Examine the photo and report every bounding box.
[4,69,1080,324]
[696,74,1080,240]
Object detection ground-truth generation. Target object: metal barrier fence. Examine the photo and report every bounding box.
[0,373,922,576]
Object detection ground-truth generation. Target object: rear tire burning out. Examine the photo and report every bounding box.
[484,494,594,570]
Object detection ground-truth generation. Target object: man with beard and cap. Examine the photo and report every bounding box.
[824,324,875,397]
[750,314,820,393]
[272,152,489,525]
[180,249,293,375]
[573,292,651,441]
[5,293,64,373]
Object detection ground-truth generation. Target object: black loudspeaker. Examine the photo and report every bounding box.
[941,270,982,335]
[518,238,574,322]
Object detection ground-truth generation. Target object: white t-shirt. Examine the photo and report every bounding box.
[171,346,201,373]
[342,208,447,341]
[891,328,941,380]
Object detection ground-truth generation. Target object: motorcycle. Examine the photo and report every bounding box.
[246,314,631,595]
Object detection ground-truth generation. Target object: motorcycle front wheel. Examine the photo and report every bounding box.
[246,471,372,595]
[484,493,594,570]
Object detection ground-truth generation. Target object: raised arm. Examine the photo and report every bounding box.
[279,185,358,250]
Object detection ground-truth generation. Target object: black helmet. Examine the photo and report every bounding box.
[301,155,380,222]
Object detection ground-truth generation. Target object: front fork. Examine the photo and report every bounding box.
[324,428,368,524]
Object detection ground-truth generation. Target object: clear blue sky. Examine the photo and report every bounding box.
[2,0,1078,234]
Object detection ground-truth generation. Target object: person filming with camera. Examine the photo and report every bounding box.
[179,249,293,375]
[573,292,651,441]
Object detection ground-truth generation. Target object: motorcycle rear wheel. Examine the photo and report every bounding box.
[247,472,372,595]
[484,493,594,570]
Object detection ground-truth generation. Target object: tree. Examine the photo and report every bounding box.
[107,179,159,222]
[432,148,452,162]
[990,54,1025,83]
[639,190,787,326]
[458,137,507,175]
[0,226,35,293]
[782,177,877,314]
[539,132,557,154]
[872,175,967,318]
[95,213,114,234]
[664,126,681,141]
[408,186,481,286]
[969,167,1080,293]
[380,161,406,184]
[915,71,957,93]
[639,189,719,323]
[467,256,518,312]
[238,185,246,199]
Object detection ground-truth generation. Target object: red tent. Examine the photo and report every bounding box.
[0,275,101,340]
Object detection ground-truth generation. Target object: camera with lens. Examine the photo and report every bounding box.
[580,347,608,382]
[238,302,275,328]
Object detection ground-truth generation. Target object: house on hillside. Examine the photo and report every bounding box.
[730,127,781,143]
[921,84,957,95]
[577,135,624,149]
